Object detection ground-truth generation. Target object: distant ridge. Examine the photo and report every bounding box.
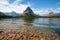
[0,12,7,18]
[0,11,20,18]
[5,11,20,17]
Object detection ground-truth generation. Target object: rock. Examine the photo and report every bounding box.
[0,31,3,33]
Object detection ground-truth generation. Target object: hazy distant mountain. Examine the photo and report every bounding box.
[44,11,60,16]
[5,11,20,17]
[53,13,60,16]
[0,12,7,17]
[0,12,5,16]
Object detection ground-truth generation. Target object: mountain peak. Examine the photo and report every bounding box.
[26,7,30,9]
[26,7,31,10]
[23,7,34,13]
[22,7,37,17]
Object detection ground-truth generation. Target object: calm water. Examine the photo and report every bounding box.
[0,18,60,29]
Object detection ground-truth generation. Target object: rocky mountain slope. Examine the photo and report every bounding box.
[21,7,37,17]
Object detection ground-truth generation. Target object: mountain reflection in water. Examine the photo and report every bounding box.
[0,18,60,29]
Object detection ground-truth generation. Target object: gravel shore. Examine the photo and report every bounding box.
[0,27,60,40]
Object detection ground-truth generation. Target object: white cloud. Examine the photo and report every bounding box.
[11,0,23,5]
[0,0,9,5]
[32,8,56,16]
[32,8,44,15]
[15,0,22,3]
[0,0,8,2]
[53,7,60,13]
[8,4,31,13]
[0,0,31,13]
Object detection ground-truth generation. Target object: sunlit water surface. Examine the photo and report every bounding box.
[0,18,60,29]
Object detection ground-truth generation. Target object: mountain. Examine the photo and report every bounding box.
[52,13,60,16]
[23,7,34,14]
[43,12,60,18]
[21,7,37,17]
[5,11,20,17]
[0,12,7,17]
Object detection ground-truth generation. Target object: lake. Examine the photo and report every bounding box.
[0,18,60,40]
[0,18,60,29]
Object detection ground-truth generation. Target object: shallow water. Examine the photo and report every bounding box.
[0,18,60,29]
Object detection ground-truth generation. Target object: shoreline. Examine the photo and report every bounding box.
[0,27,60,40]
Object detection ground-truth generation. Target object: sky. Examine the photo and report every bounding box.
[0,0,60,15]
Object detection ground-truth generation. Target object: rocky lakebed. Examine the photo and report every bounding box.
[0,26,60,40]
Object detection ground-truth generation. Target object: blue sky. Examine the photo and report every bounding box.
[21,0,60,8]
[0,0,60,15]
